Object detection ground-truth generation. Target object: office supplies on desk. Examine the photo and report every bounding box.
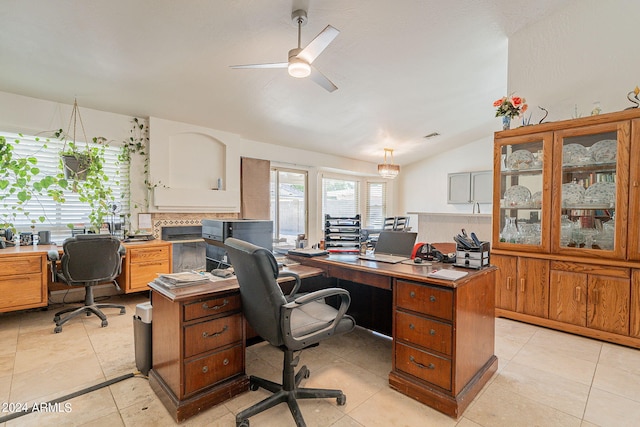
[358,231,417,263]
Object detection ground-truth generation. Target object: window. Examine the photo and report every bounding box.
[1,132,128,243]
[365,182,387,228]
[320,176,389,236]
[270,168,307,246]
[321,177,360,221]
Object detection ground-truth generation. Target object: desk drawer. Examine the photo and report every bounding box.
[184,313,243,358]
[0,273,44,309]
[0,255,42,275]
[129,260,170,289]
[396,280,453,321]
[395,311,452,356]
[184,344,244,395]
[184,294,241,322]
[328,265,392,290]
[128,246,170,263]
[395,342,451,391]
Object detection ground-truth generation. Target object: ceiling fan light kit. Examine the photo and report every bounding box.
[287,49,311,78]
[230,8,339,91]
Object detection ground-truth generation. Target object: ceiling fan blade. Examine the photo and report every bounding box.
[230,62,287,69]
[309,67,338,92]
[297,25,339,64]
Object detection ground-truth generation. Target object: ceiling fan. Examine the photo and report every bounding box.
[230,9,340,92]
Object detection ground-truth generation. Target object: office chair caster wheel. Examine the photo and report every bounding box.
[101,320,108,327]
[337,394,346,406]
[53,315,60,323]
[54,326,62,333]
[303,368,310,379]
[249,382,259,391]
[119,308,126,314]
[236,419,249,427]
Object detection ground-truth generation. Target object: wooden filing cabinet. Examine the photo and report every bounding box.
[0,251,47,313]
[119,241,172,293]
[390,272,497,418]
[149,288,248,422]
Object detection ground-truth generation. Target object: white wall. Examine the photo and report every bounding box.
[0,92,382,242]
[398,134,494,228]
[398,0,640,240]
[508,0,640,120]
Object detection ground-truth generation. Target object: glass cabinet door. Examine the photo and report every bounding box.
[493,133,552,252]
[552,122,629,259]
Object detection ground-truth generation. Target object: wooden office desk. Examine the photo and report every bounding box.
[0,240,171,313]
[147,264,324,422]
[289,254,498,418]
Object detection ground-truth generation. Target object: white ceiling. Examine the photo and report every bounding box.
[0,0,570,166]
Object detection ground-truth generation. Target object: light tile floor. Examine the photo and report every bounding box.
[1,293,640,426]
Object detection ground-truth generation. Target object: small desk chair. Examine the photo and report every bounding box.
[225,237,356,427]
[48,234,126,333]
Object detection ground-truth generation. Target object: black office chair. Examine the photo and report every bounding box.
[224,237,356,427]
[48,234,126,333]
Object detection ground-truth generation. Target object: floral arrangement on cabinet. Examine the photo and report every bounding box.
[494,94,528,130]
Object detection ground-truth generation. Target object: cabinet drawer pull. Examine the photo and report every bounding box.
[223,358,229,366]
[575,286,581,302]
[202,366,208,373]
[429,295,436,303]
[409,323,415,330]
[409,291,416,298]
[203,299,229,310]
[202,325,228,338]
[430,329,436,336]
[409,356,435,370]
[506,277,512,291]
[520,278,525,293]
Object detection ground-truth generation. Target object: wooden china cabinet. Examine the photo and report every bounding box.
[492,109,640,348]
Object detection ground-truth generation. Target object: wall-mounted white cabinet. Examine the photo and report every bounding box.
[447,171,492,204]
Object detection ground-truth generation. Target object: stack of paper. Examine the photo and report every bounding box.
[154,272,211,288]
[426,269,468,281]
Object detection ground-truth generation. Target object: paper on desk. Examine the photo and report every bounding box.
[426,269,468,280]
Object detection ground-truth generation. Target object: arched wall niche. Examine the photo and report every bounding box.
[149,117,240,212]
[167,132,226,190]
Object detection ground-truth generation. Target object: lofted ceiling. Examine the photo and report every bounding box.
[0,0,570,167]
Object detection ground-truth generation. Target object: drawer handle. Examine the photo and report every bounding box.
[223,358,229,366]
[203,299,229,310]
[429,295,436,303]
[409,356,435,370]
[409,291,416,298]
[430,329,436,336]
[202,325,228,338]
[202,366,208,373]
[409,323,415,330]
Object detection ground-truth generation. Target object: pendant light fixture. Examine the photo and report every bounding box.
[377,148,400,179]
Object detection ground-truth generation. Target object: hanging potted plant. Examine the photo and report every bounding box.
[59,99,97,181]
[56,99,115,233]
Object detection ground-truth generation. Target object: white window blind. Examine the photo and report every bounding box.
[321,177,360,220]
[1,132,129,244]
[365,182,387,228]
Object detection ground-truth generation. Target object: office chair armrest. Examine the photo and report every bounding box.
[278,271,301,297]
[47,250,60,282]
[281,288,351,346]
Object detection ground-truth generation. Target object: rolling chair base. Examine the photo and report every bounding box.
[236,349,346,427]
[53,286,125,333]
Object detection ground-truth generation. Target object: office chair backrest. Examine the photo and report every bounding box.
[224,237,287,347]
[60,235,124,285]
